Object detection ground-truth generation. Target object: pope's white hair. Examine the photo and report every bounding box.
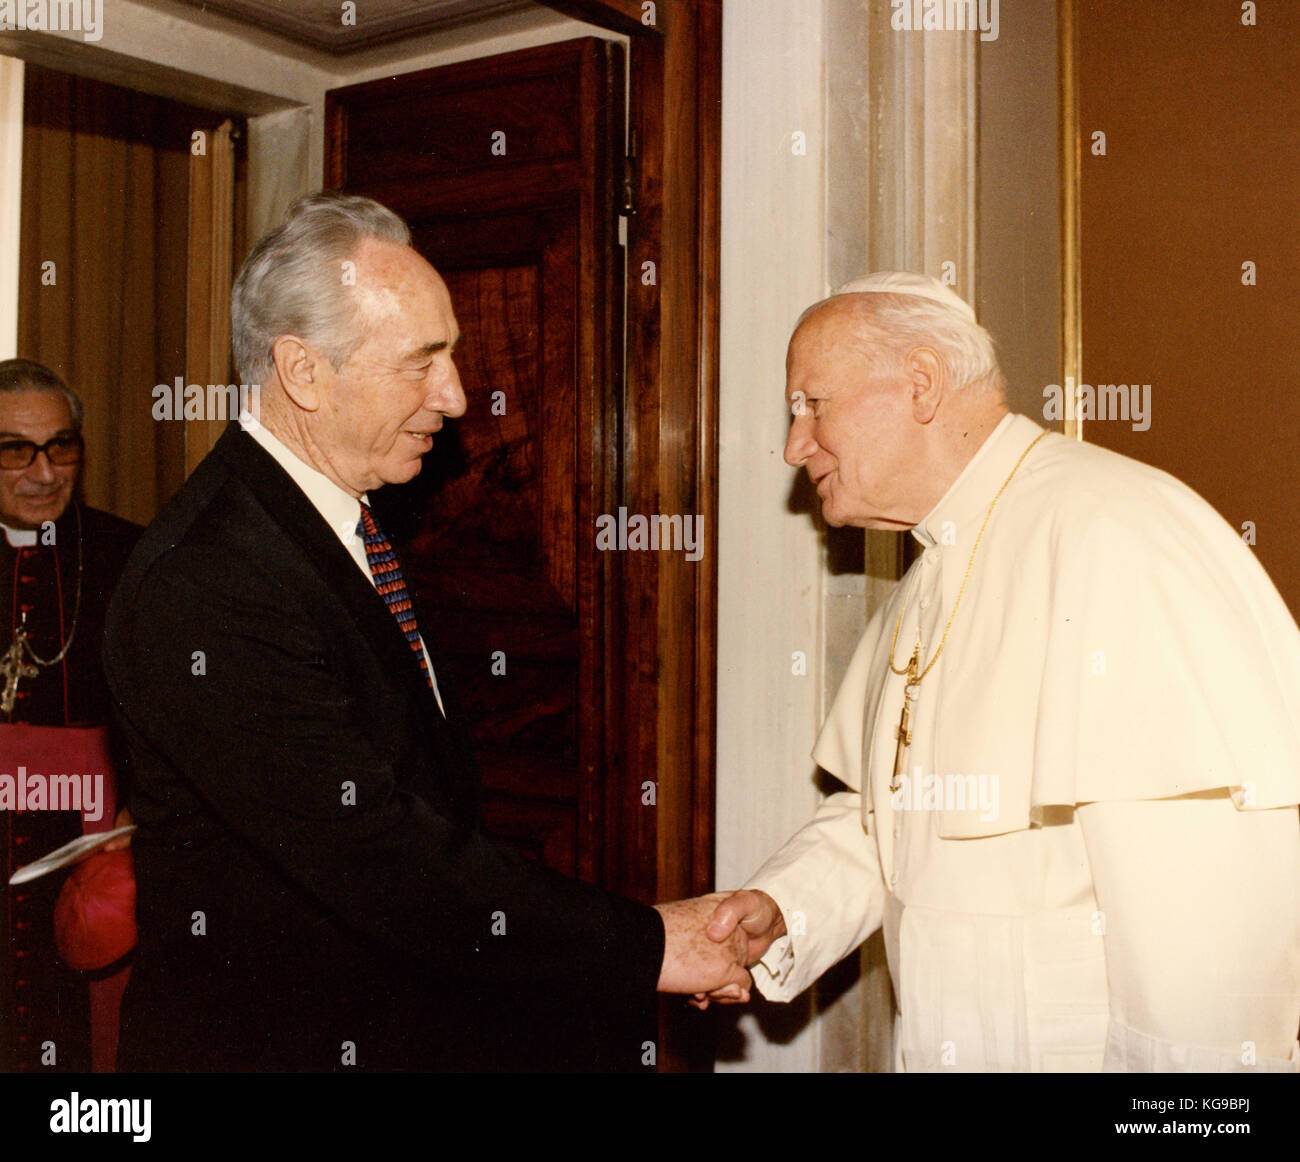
[797,271,1006,394]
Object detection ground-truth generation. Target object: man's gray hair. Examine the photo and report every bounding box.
[231,191,412,386]
[802,271,1006,394]
[0,358,84,428]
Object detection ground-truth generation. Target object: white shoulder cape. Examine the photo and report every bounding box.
[813,414,1300,838]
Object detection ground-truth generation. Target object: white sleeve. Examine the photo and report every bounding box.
[1076,796,1300,1072]
[744,790,887,1002]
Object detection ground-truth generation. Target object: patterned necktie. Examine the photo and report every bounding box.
[357,502,433,690]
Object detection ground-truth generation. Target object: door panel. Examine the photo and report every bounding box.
[326,39,625,888]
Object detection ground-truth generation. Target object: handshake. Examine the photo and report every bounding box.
[653,890,786,1008]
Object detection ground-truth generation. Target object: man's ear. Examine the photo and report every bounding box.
[905,347,945,424]
[272,335,327,412]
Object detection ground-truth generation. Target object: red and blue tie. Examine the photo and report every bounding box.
[357,502,433,691]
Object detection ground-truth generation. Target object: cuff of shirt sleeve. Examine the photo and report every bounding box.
[744,877,811,1002]
[754,934,794,993]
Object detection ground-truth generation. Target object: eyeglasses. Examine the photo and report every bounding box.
[0,435,84,470]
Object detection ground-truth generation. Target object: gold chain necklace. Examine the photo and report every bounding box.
[0,500,84,719]
[888,431,1048,790]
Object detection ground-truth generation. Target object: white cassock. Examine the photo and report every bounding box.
[749,412,1300,1072]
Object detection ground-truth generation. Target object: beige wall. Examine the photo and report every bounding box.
[716,0,832,1075]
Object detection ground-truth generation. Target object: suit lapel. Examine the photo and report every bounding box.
[210,426,446,726]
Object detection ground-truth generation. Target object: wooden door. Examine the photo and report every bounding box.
[325,40,627,887]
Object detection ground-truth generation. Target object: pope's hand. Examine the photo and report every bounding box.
[687,889,786,1009]
[654,894,752,998]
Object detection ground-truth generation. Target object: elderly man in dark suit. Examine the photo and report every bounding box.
[104,192,747,1072]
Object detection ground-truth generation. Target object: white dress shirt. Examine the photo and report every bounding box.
[244,416,446,717]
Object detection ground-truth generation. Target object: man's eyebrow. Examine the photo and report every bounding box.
[0,429,78,441]
[404,335,461,361]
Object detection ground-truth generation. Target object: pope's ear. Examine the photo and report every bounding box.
[272,335,326,412]
[905,346,945,424]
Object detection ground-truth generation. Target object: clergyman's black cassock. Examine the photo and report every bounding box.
[103,426,664,1072]
[1,503,140,1072]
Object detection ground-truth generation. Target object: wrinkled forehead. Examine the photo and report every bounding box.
[787,300,870,375]
[352,238,456,328]
[0,389,74,435]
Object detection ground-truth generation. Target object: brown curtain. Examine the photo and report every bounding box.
[17,65,241,526]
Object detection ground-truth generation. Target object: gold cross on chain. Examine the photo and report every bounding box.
[890,644,921,792]
[1,628,38,716]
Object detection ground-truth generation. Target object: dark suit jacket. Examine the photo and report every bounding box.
[103,426,664,1072]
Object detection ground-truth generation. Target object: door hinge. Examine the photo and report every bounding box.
[619,130,638,217]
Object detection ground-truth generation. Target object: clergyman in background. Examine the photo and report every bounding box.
[0,358,140,1072]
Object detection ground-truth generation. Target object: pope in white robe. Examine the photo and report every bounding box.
[702,272,1300,1072]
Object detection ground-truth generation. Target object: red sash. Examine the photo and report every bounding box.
[0,723,131,1072]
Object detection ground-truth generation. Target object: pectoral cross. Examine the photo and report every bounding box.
[1,627,37,716]
[890,644,921,792]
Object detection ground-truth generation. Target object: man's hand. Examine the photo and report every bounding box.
[655,894,752,998]
[688,889,786,1010]
[707,888,785,962]
[103,807,133,852]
